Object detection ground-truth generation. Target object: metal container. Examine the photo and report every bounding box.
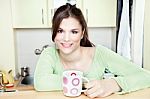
[21,67,29,77]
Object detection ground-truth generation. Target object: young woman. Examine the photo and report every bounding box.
[34,3,150,98]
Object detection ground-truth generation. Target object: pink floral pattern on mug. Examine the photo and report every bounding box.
[62,70,89,97]
[70,88,78,95]
[63,87,68,93]
[63,77,68,84]
[72,78,80,86]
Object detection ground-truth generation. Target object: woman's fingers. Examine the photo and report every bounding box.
[84,80,95,89]
[87,89,104,98]
[84,80,104,98]
[86,84,98,95]
[84,80,97,96]
[84,79,116,98]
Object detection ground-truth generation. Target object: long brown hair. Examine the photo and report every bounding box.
[52,3,94,47]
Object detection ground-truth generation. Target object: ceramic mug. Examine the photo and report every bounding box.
[62,70,89,97]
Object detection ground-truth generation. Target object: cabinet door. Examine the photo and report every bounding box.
[11,0,48,28]
[76,0,83,9]
[47,0,54,27]
[83,0,117,27]
[47,0,82,28]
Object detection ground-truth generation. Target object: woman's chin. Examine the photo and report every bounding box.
[61,49,72,55]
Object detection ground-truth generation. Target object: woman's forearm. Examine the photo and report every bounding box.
[34,74,62,91]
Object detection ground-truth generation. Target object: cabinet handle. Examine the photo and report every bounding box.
[86,9,88,23]
[42,9,44,24]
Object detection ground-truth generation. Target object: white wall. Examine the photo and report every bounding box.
[15,28,116,77]
[0,0,16,75]
[143,0,150,70]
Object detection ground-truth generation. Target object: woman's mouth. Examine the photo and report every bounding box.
[61,43,72,48]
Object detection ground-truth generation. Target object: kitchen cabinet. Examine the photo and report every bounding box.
[47,0,82,27]
[11,0,48,28]
[47,0,53,27]
[82,0,117,27]
[11,0,116,28]
[11,0,82,28]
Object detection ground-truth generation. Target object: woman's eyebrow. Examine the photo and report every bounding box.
[58,27,62,29]
[71,28,80,31]
[58,27,80,31]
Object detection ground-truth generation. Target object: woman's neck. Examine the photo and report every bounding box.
[59,47,83,68]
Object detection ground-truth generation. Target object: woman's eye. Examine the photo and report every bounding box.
[57,29,63,33]
[72,31,78,34]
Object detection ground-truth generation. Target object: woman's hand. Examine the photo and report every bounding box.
[84,79,121,98]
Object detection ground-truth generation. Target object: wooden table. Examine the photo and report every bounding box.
[0,86,150,99]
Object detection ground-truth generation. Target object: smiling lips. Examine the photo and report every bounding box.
[61,43,73,48]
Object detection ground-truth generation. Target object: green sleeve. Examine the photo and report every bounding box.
[34,48,62,91]
[98,45,150,94]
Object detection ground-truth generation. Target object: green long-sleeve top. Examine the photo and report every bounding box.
[34,45,150,94]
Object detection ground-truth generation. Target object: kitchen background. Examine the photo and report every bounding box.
[16,28,116,77]
[1,0,150,84]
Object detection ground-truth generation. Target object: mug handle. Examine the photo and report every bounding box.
[81,77,89,92]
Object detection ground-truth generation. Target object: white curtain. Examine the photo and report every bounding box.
[117,0,131,60]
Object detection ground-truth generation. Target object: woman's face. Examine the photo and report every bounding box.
[54,17,83,55]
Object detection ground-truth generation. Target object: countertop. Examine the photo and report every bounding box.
[0,84,150,99]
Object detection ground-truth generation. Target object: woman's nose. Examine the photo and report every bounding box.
[63,32,70,41]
